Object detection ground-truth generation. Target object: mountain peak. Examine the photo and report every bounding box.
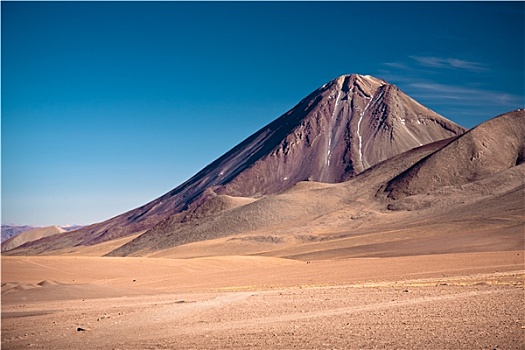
[323,74,386,93]
[7,75,467,250]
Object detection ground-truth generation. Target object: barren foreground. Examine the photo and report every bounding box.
[2,252,524,349]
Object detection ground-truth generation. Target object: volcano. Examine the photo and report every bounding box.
[7,74,466,252]
[105,109,522,258]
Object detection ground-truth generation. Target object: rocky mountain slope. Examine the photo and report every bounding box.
[385,109,525,198]
[104,109,523,257]
[5,74,464,253]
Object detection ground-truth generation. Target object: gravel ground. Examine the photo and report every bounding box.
[2,281,523,349]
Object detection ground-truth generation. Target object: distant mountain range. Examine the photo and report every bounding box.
[1,226,67,252]
[4,74,523,257]
[1,224,84,243]
[1,225,35,242]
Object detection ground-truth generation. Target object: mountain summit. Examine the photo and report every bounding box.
[8,74,466,251]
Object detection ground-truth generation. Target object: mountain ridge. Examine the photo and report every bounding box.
[385,109,525,199]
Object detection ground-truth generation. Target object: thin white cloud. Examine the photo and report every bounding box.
[410,56,489,72]
[408,82,520,106]
[383,62,409,70]
[378,57,523,126]
[379,60,517,106]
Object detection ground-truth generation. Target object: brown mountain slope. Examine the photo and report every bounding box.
[105,138,457,257]
[103,110,523,257]
[12,74,464,252]
[1,226,65,252]
[385,109,525,199]
[8,112,522,258]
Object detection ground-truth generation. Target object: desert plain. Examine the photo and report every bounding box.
[2,243,524,349]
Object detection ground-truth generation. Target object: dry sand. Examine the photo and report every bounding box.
[2,251,524,349]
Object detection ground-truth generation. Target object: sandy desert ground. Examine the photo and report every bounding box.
[2,250,524,349]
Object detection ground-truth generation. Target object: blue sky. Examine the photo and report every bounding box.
[2,2,524,226]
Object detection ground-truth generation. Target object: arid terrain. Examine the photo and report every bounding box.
[2,251,524,349]
[2,76,524,349]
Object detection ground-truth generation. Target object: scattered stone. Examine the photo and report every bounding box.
[403,289,409,293]
[77,327,90,332]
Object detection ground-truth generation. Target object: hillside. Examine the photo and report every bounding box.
[104,110,524,258]
[8,111,522,258]
[7,74,465,253]
[1,226,65,252]
[1,225,36,242]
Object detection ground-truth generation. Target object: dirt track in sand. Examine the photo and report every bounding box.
[2,251,524,349]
